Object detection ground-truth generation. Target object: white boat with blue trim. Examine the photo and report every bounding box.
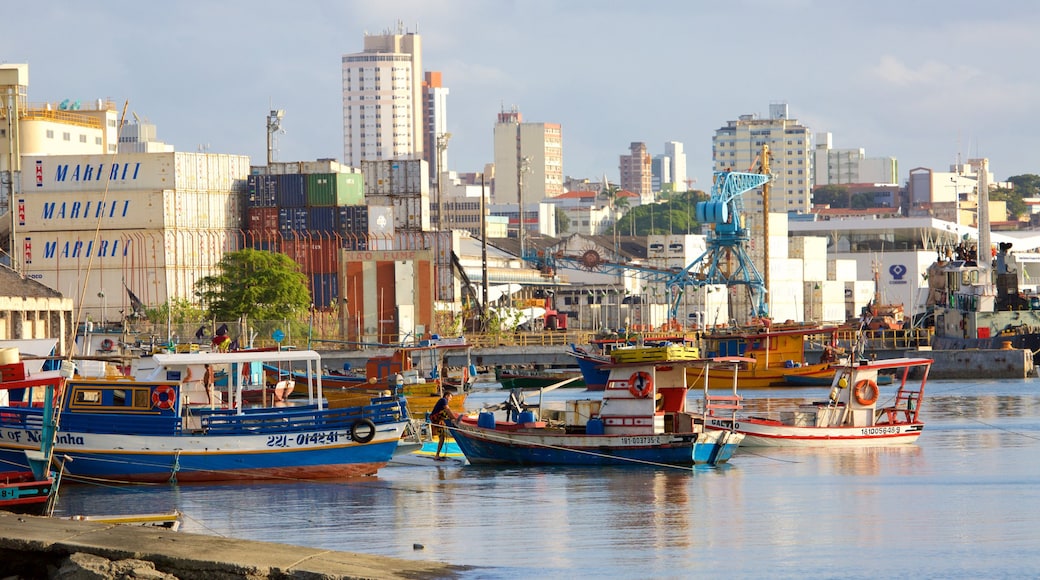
[0,350,409,483]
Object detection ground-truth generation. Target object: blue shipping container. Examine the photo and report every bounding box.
[247,175,278,207]
[310,273,340,309]
[338,205,369,235]
[276,174,307,208]
[278,207,309,235]
[308,206,338,233]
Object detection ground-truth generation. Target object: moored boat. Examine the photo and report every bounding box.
[705,355,931,447]
[0,350,409,483]
[450,355,749,467]
[694,324,836,388]
[494,366,585,390]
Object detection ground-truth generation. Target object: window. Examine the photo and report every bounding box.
[63,132,71,141]
[79,134,87,143]
[46,130,54,138]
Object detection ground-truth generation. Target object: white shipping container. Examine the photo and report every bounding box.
[803,257,828,282]
[258,160,360,176]
[21,266,156,324]
[362,159,429,196]
[16,190,167,232]
[24,151,249,193]
[845,280,876,319]
[387,195,429,231]
[828,259,858,282]
[766,279,804,323]
[769,258,804,283]
[789,236,827,259]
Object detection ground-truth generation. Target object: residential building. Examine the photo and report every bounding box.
[813,132,897,185]
[422,71,449,182]
[341,26,424,167]
[664,141,688,192]
[651,155,670,193]
[713,102,812,214]
[619,142,652,201]
[491,106,563,223]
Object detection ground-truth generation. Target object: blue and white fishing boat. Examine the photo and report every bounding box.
[0,350,409,483]
[450,355,748,467]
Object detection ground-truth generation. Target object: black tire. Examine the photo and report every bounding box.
[351,418,376,444]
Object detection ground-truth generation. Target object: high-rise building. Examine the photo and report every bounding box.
[492,106,563,210]
[713,103,812,214]
[619,142,652,200]
[341,26,424,167]
[813,132,898,186]
[664,141,688,192]
[423,71,450,180]
[651,155,670,193]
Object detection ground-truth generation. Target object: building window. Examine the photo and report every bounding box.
[46,130,54,138]
[79,134,87,143]
[63,132,71,141]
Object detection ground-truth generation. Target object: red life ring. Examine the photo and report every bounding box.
[100,338,115,351]
[152,384,177,410]
[853,379,879,406]
[627,371,653,398]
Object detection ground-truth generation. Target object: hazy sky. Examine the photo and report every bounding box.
[6,0,1039,188]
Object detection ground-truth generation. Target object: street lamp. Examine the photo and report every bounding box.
[97,289,106,325]
[436,132,452,232]
[266,109,284,165]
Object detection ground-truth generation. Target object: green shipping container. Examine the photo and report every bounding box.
[305,173,365,207]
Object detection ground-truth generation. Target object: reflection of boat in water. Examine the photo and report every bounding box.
[0,350,409,483]
[451,355,747,466]
[706,356,931,447]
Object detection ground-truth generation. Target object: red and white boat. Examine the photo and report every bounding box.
[704,356,931,447]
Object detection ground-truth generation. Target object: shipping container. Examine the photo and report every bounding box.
[342,235,369,252]
[307,206,338,233]
[361,159,429,196]
[16,190,165,232]
[303,239,339,274]
[280,237,311,272]
[257,160,360,176]
[367,205,395,237]
[310,272,340,309]
[247,207,280,232]
[278,207,308,235]
[24,152,249,193]
[247,174,278,207]
[337,205,369,235]
[367,194,429,231]
[276,174,307,208]
[305,173,364,207]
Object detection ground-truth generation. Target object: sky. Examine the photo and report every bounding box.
[5,0,1040,188]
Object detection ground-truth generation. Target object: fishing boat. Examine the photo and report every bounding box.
[449,354,748,466]
[705,355,932,447]
[781,372,893,387]
[0,350,409,483]
[567,334,699,391]
[0,348,64,516]
[694,324,836,388]
[494,366,585,390]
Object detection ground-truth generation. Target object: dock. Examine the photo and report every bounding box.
[0,511,467,579]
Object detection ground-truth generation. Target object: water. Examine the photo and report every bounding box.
[54,379,1040,579]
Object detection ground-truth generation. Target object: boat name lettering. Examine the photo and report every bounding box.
[620,436,658,446]
[861,426,900,436]
[41,200,131,221]
[17,430,85,446]
[53,162,141,183]
[3,430,23,442]
[707,419,734,428]
[266,431,342,448]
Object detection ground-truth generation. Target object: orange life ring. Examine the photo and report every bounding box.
[627,371,653,398]
[100,338,115,351]
[853,379,879,406]
[152,384,177,411]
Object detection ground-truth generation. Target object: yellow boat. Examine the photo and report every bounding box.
[689,324,835,388]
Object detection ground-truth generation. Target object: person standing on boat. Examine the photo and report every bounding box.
[430,390,457,461]
[203,364,216,407]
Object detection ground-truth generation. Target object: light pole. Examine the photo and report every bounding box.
[519,155,531,259]
[436,132,452,232]
[266,109,284,165]
[97,289,106,326]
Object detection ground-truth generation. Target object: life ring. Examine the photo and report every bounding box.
[351,418,376,444]
[151,384,177,411]
[853,379,879,406]
[627,371,653,398]
[100,338,115,351]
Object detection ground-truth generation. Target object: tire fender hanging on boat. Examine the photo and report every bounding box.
[853,379,879,406]
[351,418,377,443]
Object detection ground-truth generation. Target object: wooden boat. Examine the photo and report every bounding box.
[567,336,699,391]
[704,356,931,447]
[450,355,749,466]
[0,350,409,483]
[494,366,585,390]
[694,324,836,388]
[0,350,63,516]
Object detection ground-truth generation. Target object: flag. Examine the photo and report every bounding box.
[127,287,145,314]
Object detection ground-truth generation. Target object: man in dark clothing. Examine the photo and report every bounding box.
[429,391,456,461]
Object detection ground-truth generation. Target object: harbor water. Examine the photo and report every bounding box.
[54,379,1040,579]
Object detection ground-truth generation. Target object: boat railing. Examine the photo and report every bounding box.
[199,399,403,435]
[833,327,932,351]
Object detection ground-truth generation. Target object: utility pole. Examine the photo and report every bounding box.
[480,173,489,330]
[436,132,451,232]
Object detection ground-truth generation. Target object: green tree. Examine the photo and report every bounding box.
[990,187,1027,219]
[195,249,312,321]
[555,207,570,234]
[812,184,851,208]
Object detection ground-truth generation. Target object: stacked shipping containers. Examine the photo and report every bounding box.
[16,152,249,321]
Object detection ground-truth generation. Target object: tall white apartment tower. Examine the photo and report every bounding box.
[492,106,563,205]
[341,26,424,167]
[713,102,812,214]
[664,141,688,192]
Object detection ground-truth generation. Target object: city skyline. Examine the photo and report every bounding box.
[6,0,1040,188]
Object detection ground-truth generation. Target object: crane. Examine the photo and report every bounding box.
[525,169,772,324]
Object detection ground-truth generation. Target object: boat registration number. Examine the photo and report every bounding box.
[620,436,660,446]
[861,426,901,436]
[266,431,342,448]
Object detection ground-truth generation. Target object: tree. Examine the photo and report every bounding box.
[555,207,570,234]
[990,187,1027,219]
[812,184,852,208]
[195,249,312,321]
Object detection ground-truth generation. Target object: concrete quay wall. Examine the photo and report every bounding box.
[321,346,1036,381]
[0,511,465,579]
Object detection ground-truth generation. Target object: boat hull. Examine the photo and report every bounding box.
[690,363,833,389]
[706,417,923,447]
[0,423,406,483]
[451,421,742,466]
[0,471,54,515]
